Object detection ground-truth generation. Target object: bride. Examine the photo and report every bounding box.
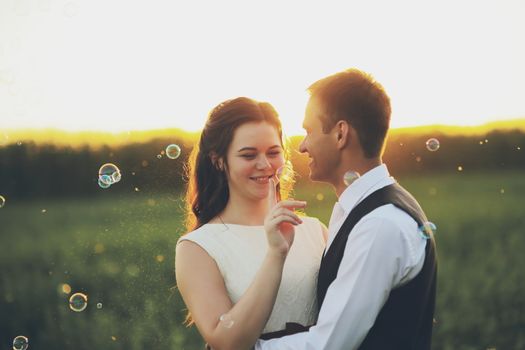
[175,97,327,349]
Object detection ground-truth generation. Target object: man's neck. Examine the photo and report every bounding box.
[333,158,383,197]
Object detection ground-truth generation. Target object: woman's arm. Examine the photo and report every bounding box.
[176,241,287,350]
[176,198,306,350]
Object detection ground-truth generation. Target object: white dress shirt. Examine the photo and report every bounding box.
[256,164,427,350]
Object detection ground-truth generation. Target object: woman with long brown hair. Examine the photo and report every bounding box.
[175,97,327,349]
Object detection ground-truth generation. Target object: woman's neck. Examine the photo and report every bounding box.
[218,194,268,226]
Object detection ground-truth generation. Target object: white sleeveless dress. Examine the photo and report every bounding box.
[177,216,325,333]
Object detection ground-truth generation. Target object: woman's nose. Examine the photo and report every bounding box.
[256,155,271,170]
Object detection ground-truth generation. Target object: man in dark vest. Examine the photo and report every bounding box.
[256,68,437,349]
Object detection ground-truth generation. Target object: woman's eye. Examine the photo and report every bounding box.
[240,154,256,159]
[267,151,281,157]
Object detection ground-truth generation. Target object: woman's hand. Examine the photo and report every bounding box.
[264,178,307,257]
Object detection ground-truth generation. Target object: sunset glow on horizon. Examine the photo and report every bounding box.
[1,0,524,137]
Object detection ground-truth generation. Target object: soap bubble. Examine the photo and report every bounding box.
[97,303,103,309]
[274,161,293,185]
[425,138,440,152]
[219,313,234,329]
[98,178,111,189]
[165,144,181,159]
[99,174,112,186]
[418,221,437,239]
[0,195,5,208]
[343,171,360,186]
[111,171,121,184]
[12,335,28,350]
[69,292,88,312]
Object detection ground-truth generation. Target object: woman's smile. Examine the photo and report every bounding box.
[249,175,273,184]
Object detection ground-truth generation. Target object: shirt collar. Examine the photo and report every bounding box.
[337,164,395,215]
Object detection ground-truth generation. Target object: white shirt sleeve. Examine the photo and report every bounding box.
[255,215,415,350]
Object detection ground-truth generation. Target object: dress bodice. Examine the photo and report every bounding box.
[177,217,325,333]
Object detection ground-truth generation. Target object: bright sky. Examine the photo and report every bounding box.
[0,0,524,136]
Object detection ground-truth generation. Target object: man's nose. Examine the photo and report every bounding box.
[298,138,307,154]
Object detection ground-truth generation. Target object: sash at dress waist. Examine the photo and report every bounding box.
[260,322,313,340]
[204,322,313,349]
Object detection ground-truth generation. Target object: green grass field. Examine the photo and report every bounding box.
[1,171,524,349]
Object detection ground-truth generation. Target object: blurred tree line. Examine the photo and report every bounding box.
[0,129,523,200]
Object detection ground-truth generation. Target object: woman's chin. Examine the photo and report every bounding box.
[250,187,270,200]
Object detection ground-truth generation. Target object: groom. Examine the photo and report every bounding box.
[255,68,437,349]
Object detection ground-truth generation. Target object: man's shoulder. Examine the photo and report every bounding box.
[360,204,418,234]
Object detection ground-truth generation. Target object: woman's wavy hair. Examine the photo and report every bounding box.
[184,97,294,232]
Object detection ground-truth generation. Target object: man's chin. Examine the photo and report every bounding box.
[308,169,321,182]
[308,168,330,184]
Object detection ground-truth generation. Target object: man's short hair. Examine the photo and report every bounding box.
[308,68,391,158]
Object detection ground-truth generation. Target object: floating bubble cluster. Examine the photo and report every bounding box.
[425,138,440,152]
[12,336,28,350]
[69,292,88,312]
[343,171,360,186]
[418,221,437,239]
[98,163,121,189]
[165,144,181,160]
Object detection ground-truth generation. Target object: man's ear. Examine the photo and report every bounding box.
[335,120,350,149]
